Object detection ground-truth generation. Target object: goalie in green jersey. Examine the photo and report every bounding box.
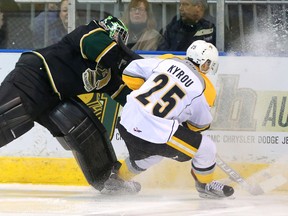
[0,16,141,194]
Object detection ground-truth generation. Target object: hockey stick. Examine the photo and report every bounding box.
[217,154,288,195]
[216,154,264,195]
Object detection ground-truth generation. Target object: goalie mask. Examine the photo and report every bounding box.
[99,16,129,45]
[186,40,219,74]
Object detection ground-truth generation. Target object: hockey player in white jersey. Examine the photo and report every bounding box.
[104,40,234,198]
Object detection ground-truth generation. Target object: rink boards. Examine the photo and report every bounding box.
[0,52,287,192]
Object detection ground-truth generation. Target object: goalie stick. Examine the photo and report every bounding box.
[216,154,264,195]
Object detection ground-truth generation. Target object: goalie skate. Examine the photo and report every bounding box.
[195,180,234,199]
[101,173,141,195]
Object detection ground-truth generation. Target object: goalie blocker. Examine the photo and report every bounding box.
[49,98,119,191]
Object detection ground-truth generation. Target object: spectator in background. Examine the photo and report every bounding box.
[0,5,7,48]
[157,0,216,51]
[31,3,59,48]
[121,0,163,51]
[47,0,68,45]
[0,0,33,49]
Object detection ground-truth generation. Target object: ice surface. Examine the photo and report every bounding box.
[0,184,287,216]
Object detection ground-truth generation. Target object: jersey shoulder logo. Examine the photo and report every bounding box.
[82,65,111,92]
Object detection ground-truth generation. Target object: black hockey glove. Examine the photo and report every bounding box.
[117,34,143,72]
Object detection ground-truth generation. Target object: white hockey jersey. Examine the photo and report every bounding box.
[120,56,215,143]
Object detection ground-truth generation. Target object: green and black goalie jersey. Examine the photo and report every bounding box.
[29,20,127,101]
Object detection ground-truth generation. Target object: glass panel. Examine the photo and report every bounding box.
[0,0,287,55]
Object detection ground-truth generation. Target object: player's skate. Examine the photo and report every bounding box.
[101,172,141,195]
[195,180,234,199]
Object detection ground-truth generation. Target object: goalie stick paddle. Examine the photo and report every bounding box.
[216,154,264,195]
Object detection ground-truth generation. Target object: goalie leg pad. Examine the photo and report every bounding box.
[0,97,34,147]
[49,98,118,191]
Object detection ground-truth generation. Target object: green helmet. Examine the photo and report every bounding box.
[99,16,129,44]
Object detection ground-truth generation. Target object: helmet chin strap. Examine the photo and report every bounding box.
[187,58,206,74]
